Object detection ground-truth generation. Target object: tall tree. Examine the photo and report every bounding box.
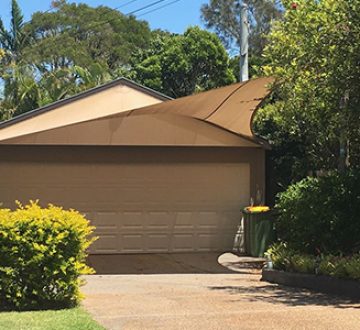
[0,0,150,117]
[24,1,152,74]
[0,0,29,64]
[201,0,282,56]
[0,0,32,119]
[127,27,236,98]
[254,0,360,198]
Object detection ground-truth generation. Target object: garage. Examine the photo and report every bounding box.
[0,77,272,254]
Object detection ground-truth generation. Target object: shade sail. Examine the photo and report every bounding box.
[103,76,274,143]
[0,76,274,147]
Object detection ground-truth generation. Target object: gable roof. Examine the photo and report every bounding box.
[0,77,171,129]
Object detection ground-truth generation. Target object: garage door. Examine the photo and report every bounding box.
[0,161,250,254]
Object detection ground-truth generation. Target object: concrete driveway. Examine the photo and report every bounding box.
[82,253,360,330]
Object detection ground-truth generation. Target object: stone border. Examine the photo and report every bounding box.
[262,268,360,299]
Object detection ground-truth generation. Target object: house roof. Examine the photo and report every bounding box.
[0,76,274,148]
[0,77,171,129]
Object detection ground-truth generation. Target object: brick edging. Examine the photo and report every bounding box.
[261,268,360,299]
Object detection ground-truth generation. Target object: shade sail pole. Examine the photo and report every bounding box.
[240,3,249,82]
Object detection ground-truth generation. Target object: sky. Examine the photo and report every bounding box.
[0,0,207,33]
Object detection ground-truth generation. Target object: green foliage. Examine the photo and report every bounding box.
[0,1,149,117]
[267,243,360,280]
[266,242,316,273]
[255,0,360,192]
[0,202,95,311]
[24,2,151,73]
[265,242,292,271]
[0,0,28,60]
[128,27,235,98]
[1,63,110,117]
[275,171,360,254]
[289,254,316,274]
[201,0,282,55]
[317,255,348,279]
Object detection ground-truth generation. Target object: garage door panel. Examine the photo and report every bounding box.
[120,212,145,230]
[172,234,196,252]
[146,234,171,253]
[121,234,145,253]
[91,233,119,254]
[197,234,222,251]
[174,212,195,230]
[147,212,174,230]
[0,161,250,254]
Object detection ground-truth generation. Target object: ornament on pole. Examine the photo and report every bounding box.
[240,3,249,82]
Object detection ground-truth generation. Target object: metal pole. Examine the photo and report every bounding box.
[240,3,249,82]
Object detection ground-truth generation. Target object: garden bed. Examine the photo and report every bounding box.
[262,268,360,299]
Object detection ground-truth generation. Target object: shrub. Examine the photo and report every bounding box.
[344,256,360,280]
[267,243,360,280]
[265,242,293,271]
[275,170,360,254]
[317,255,348,278]
[288,254,316,274]
[0,201,96,310]
[266,243,316,274]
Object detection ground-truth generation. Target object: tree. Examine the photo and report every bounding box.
[0,0,29,65]
[201,0,282,56]
[254,0,360,199]
[23,1,152,74]
[0,0,32,119]
[0,0,149,117]
[1,63,110,117]
[127,27,236,98]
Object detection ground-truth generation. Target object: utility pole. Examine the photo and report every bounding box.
[240,3,249,82]
[339,90,350,172]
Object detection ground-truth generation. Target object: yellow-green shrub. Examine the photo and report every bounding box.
[0,201,96,310]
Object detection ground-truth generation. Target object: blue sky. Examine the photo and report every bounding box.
[0,0,207,33]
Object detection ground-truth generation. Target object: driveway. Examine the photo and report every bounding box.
[82,253,360,330]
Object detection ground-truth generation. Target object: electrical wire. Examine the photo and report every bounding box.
[137,0,181,18]
[117,0,142,9]
[126,0,169,16]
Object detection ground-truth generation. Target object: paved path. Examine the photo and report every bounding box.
[82,253,360,330]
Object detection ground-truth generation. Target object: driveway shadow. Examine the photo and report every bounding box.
[87,253,264,275]
[208,284,360,309]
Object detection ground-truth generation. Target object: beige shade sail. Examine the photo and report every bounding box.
[0,77,273,147]
[79,76,274,147]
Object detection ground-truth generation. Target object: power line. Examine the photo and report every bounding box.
[126,0,169,16]
[137,0,181,18]
[83,0,171,30]
[117,0,142,9]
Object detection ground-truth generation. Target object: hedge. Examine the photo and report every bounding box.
[0,201,96,310]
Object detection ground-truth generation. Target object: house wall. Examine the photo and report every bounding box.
[0,145,265,207]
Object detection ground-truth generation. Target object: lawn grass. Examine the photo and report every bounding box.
[0,307,104,330]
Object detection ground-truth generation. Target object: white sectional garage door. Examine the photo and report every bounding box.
[0,161,250,254]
